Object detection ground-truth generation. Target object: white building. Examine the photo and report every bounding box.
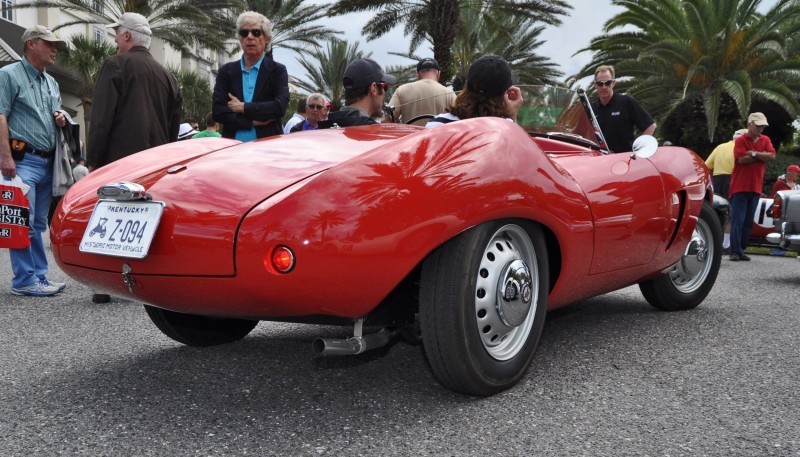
[0,3,231,143]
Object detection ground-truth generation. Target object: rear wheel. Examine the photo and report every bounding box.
[420,221,548,396]
[639,201,722,311]
[144,305,258,346]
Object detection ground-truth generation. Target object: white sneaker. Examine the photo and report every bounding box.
[39,278,66,292]
[11,281,61,297]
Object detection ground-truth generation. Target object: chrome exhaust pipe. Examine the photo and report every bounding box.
[312,328,396,356]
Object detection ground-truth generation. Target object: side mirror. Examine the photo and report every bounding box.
[631,135,658,159]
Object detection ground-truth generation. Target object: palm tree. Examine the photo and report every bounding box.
[572,0,800,146]
[57,35,116,145]
[449,7,563,90]
[239,0,342,59]
[329,0,571,85]
[169,67,212,126]
[14,0,240,54]
[291,38,368,111]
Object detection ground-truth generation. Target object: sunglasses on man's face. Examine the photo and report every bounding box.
[594,80,615,87]
[376,81,389,92]
[238,29,263,38]
[307,104,325,110]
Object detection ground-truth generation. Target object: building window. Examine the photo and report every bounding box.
[1,0,13,22]
[91,0,103,14]
[94,28,104,43]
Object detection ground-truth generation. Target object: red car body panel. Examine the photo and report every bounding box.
[52,118,710,319]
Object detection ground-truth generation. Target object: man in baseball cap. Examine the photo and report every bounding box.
[106,12,152,36]
[21,25,66,49]
[320,58,397,128]
[388,57,455,125]
[729,112,776,261]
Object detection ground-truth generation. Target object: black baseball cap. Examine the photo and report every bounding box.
[466,55,515,97]
[417,58,440,72]
[343,58,397,90]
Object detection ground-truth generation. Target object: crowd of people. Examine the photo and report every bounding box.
[1,10,794,298]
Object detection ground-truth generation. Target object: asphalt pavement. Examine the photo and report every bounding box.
[1,237,798,456]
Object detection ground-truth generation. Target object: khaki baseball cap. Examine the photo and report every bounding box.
[747,112,768,126]
[21,25,66,49]
[106,12,152,36]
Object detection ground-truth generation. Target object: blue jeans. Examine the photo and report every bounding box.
[6,153,53,289]
[729,192,760,256]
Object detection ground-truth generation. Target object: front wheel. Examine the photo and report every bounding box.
[639,201,722,311]
[144,305,258,346]
[420,221,549,396]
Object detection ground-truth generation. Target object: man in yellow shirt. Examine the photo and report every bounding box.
[705,128,747,251]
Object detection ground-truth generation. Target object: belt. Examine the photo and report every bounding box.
[9,139,54,159]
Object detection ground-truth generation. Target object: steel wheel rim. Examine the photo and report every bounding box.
[474,224,538,361]
[669,216,713,293]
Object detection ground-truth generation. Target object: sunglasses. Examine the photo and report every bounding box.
[594,80,615,87]
[307,104,325,110]
[238,28,263,38]
[376,81,389,91]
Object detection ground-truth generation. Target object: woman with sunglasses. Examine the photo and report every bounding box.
[212,11,289,141]
[590,65,656,153]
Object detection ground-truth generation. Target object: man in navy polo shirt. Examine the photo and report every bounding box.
[591,65,656,153]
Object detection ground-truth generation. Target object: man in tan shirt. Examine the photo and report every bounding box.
[389,58,455,125]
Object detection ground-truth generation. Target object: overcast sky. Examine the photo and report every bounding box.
[271,0,777,91]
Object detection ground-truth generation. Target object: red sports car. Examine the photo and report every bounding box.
[51,87,722,396]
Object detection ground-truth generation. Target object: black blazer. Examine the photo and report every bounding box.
[212,56,289,139]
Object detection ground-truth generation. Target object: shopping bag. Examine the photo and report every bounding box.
[0,177,31,249]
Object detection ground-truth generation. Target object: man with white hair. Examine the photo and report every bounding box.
[87,12,182,171]
[290,93,329,132]
[86,12,182,303]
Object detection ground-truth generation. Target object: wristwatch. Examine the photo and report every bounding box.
[750,151,757,157]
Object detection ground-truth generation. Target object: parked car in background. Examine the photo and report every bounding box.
[764,189,800,253]
[50,86,722,396]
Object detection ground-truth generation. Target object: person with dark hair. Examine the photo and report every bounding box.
[193,113,222,138]
[319,58,397,128]
[212,11,289,140]
[0,25,68,296]
[389,58,455,125]
[426,54,523,127]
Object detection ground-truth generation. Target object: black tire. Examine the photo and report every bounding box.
[144,305,258,346]
[420,221,548,396]
[639,201,722,311]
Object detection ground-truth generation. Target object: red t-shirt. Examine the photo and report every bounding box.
[730,133,775,196]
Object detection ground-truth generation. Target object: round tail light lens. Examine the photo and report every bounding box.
[269,246,295,273]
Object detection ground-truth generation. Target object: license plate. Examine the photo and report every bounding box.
[79,200,165,259]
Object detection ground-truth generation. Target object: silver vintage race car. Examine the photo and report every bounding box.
[765,189,800,252]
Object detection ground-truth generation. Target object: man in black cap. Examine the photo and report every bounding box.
[388,58,455,125]
[319,58,397,128]
[427,54,523,127]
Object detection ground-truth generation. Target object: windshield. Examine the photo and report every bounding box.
[515,85,604,149]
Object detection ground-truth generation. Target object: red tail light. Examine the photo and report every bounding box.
[772,194,782,220]
[267,246,295,273]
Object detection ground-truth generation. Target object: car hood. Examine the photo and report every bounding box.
[53,125,421,276]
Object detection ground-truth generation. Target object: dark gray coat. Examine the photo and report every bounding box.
[87,47,182,168]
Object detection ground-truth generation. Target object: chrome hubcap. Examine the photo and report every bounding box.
[670,217,713,292]
[474,224,538,361]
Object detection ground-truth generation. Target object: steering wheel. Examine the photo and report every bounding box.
[405,114,435,125]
